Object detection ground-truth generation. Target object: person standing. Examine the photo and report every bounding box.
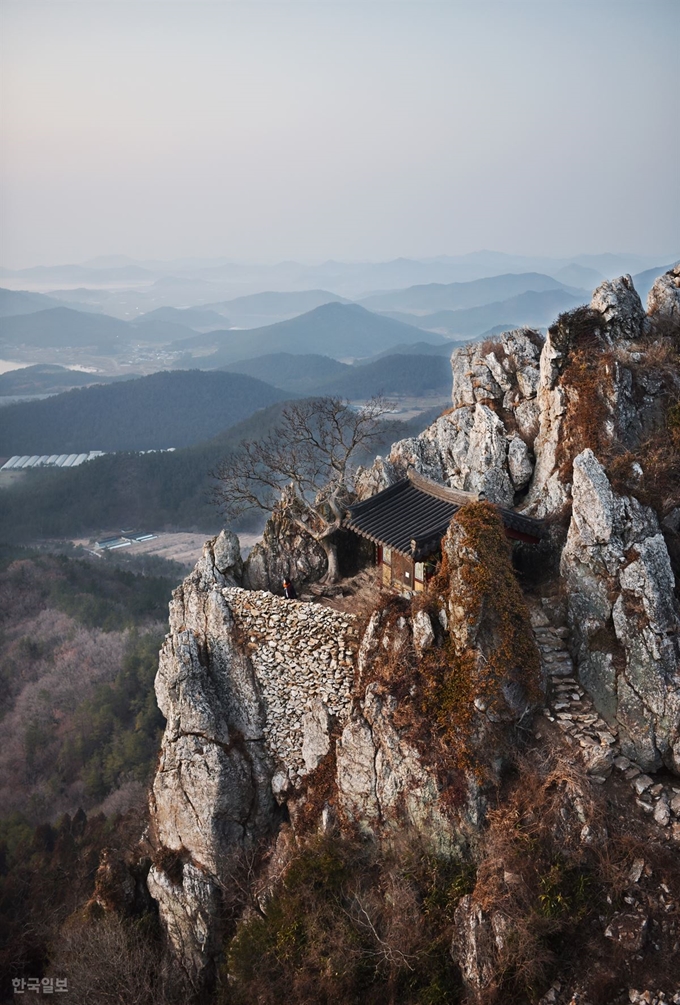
[282,578,297,600]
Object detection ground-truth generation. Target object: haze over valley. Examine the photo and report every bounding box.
[0,250,677,552]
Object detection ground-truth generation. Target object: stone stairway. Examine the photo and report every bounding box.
[530,606,680,835]
[533,620,618,780]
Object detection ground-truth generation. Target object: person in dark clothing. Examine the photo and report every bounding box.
[282,578,297,600]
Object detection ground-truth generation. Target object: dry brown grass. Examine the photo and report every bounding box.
[555,345,616,482]
[222,833,470,1004]
[480,339,512,367]
[606,401,680,515]
[461,736,680,1003]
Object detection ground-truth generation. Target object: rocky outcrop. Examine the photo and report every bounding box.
[451,895,511,1000]
[145,272,679,991]
[335,680,482,858]
[147,536,360,973]
[147,861,222,979]
[147,587,274,972]
[524,278,647,517]
[357,328,543,505]
[443,503,541,720]
[590,274,646,342]
[335,503,540,859]
[242,497,327,592]
[561,449,680,771]
[647,263,680,329]
[361,277,649,519]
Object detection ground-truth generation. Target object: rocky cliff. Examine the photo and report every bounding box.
[145,269,680,1003]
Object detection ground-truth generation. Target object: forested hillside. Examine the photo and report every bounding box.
[0,403,440,542]
[0,370,287,455]
[223,352,350,393]
[223,350,452,396]
[0,547,185,992]
[0,547,178,823]
[322,352,451,396]
[0,364,120,396]
[0,307,131,349]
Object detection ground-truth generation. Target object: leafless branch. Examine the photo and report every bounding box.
[212,395,390,527]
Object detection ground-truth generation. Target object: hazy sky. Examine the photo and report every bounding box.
[1,0,678,268]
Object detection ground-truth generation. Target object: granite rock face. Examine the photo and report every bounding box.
[146,862,221,979]
[451,895,511,1001]
[335,683,481,858]
[148,559,276,976]
[561,449,680,771]
[590,274,646,342]
[646,264,680,329]
[524,278,647,517]
[148,548,359,974]
[356,328,543,505]
[242,499,327,592]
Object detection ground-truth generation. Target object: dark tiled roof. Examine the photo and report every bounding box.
[345,470,543,559]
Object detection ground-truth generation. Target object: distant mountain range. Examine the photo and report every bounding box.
[0,260,675,362]
[0,370,287,455]
[3,252,674,307]
[204,289,349,328]
[222,349,452,397]
[0,288,100,318]
[550,263,605,288]
[0,263,154,284]
[380,288,585,337]
[0,307,131,351]
[173,302,450,365]
[0,305,202,349]
[359,272,584,314]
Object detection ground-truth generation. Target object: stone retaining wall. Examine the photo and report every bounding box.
[222,588,359,773]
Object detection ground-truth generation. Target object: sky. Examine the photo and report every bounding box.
[1,0,678,268]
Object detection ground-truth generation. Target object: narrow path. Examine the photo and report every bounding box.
[529,604,680,834]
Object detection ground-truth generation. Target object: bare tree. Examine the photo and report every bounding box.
[213,395,389,583]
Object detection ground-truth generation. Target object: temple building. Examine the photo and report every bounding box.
[344,469,544,595]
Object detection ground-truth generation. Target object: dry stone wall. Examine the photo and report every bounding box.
[222,587,358,773]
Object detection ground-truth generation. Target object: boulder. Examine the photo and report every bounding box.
[211,529,243,583]
[412,609,435,654]
[604,910,649,952]
[451,895,511,1001]
[590,274,646,342]
[647,264,680,329]
[242,499,327,592]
